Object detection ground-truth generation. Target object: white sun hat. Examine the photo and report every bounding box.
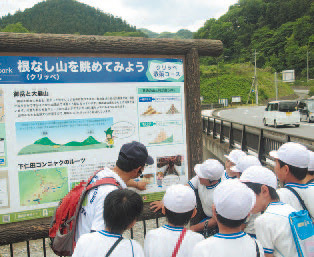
[194,159,224,180]
[269,142,309,168]
[308,151,314,172]
[224,149,247,164]
[231,155,262,173]
[163,184,196,213]
[214,179,256,220]
[240,166,277,189]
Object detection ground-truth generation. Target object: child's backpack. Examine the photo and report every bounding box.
[286,186,314,257]
[289,210,314,257]
[49,169,122,256]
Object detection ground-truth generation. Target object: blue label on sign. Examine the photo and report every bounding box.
[0,158,4,165]
[0,56,184,84]
[139,97,153,102]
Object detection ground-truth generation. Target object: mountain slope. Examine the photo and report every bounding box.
[0,0,137,35]
[194,0,314,78]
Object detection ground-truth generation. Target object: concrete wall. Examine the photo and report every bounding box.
[202,134,231,163]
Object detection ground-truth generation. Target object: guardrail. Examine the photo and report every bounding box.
[202,115,314,164]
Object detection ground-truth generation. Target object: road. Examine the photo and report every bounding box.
[215,106,314,140]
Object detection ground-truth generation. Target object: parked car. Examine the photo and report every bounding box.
[263,100,300,128]
[298,99,314,123]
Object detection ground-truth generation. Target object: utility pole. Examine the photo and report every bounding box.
[307,48,309,83]
[217,60,220,104]
[254,50,258,105]
[275,72,278,100]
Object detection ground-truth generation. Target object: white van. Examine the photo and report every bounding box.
[263,100,300,128]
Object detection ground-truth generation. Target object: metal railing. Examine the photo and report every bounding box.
[0,217,163,257]
[202,116,314,164]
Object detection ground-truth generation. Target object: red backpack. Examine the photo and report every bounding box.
[49,169,122,256]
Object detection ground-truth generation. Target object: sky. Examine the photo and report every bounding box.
[0,0,238,33]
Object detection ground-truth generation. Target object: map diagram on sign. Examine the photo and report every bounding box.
[19,167,69,206]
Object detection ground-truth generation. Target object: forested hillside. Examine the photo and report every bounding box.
[0,0,138,35]
[200,63,295,104]
[139,29,193,39]
[195,0,314,78]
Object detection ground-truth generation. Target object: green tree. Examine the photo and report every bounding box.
[1,22,30,33]
[103,31,147,37]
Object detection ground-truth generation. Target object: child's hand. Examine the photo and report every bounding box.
[190,222,204,232]
[150,201,163,212]
[136,181,148,191]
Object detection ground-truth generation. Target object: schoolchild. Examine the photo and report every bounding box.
[73,189,144,257]
[304,150,314,184]
[192,179,264,257]
[222,149,247,180]
[231,155,262,175]
[188,159,224,232]
[270,142,314,219]
[230,155,262,237]
[76,141,154,240]
[240,166,298,257]
[144,184,204,257]
[150,159,224,233]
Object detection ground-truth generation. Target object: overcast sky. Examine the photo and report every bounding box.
[0,0,238,33]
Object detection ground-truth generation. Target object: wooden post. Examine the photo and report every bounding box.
[185,48,202,178]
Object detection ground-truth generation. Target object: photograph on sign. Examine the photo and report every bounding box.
[0,55,188,224]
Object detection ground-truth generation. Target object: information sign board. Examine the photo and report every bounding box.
[0,55,188,224]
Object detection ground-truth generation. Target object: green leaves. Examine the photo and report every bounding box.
[200,63,294,104]
[0,22,30,33]
[195,0,314,79]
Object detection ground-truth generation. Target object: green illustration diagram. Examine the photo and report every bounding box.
[19,167,69,206]
[16,118,114,155]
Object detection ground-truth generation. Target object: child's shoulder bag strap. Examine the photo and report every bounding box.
[254,239,260,257]
[171,228,187,257]
[285,186,313,219]
[307,178,314,184]
[105,237,123,257]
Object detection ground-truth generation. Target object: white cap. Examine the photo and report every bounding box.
[240,166,277,189]
[163,184,196,213]
[269,142,309,168]
[224,150,247,164]
[231,155,262,173]
[194,159,224,180]
[308,151,314,172]
[214,179,256,220]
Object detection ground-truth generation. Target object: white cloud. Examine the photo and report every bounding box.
[0,0,238,33]
[0,0,41,17]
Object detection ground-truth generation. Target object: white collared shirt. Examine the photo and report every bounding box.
[73,230,144,257]
[188,176,220,217]
[255,202,298,257]
[192,231,264,257]
[221,170,237,181]
[144,225,204,257]
[75,167,127,241]
[277,183,314,221]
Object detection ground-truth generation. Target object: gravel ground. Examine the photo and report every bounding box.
[0,218,167,257]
